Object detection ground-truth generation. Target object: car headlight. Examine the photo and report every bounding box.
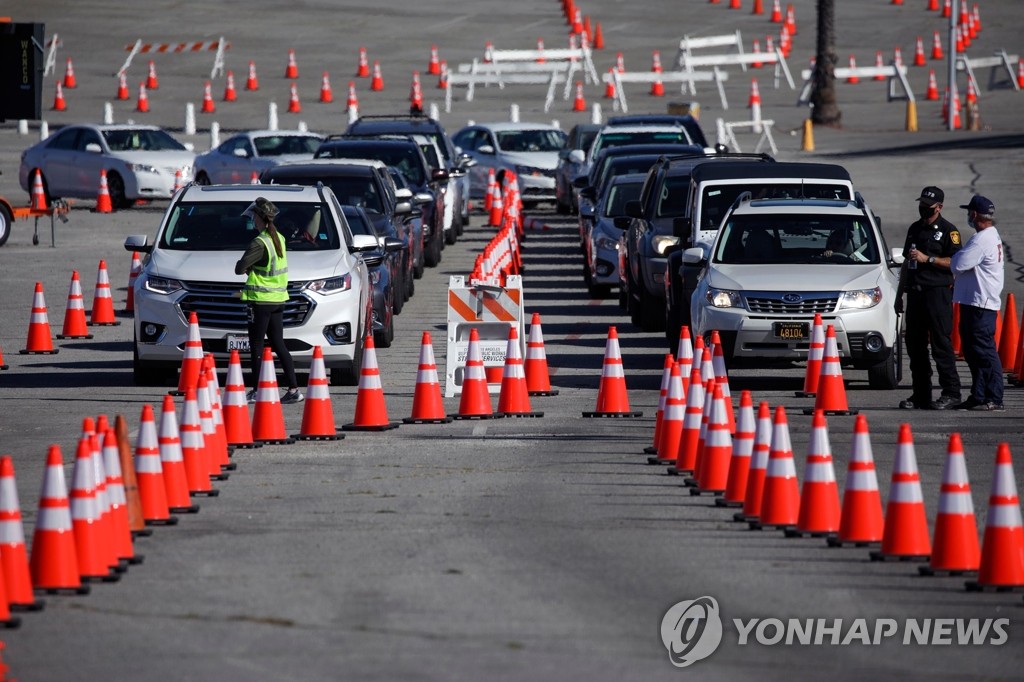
[653,235,680,255]
[595,234,618,251]
[839,287,882,309]
[706,288,742,308]
[130,163,160,174]
[143,275,183,295]
[306,274,352,295]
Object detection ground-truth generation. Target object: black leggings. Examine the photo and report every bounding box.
[246,303,298,390]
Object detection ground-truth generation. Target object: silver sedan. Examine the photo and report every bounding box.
[194,130,324,185]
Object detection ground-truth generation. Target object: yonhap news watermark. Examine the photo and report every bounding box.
[660,596,1010,668]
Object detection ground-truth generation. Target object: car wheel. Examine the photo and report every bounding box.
[405,267,415,298]
[195,172,212,186]
[458,207,467,234]
[374,304,395,349]
[107,172,131,210]
[425,238,442,267]
[445,224,458,246]
[392,274,404,315]
[0,203,12,247]
[868,332,901,390]
[331,329,363,386]
[414,254,425,279]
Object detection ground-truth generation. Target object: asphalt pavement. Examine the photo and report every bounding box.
[1,1,1023,680]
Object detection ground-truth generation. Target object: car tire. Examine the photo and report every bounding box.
[392,278,404,315]
[195,172,212,186]
[414,253,425,279]
[107,172,132,210]
[331,330,363,386]
[445,224,458,246]
[374,306,395,349]
[425,238,442,267]
[665,305,681,353]
[867,336,901,390]
[0,203,12,247]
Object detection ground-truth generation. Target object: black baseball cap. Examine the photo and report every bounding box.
[915,186,944,206]
[959,194,995,217]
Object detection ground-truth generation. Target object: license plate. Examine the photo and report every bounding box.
[773,322,809,340]
[227,335,250,352]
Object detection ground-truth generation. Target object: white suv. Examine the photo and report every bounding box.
[687,195,903,389]
[124,184,373,386]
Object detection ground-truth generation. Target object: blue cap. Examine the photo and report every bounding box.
[959,195,995,217]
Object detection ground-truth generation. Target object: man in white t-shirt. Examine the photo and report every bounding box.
[951,195,1004,411]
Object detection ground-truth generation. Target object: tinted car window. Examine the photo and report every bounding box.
[715,215,879,264]
[318,144,426,186]
[342,207,376,237]
[657,175,694,218]
[592,130,690,158]
[103,128,186,152]
[495,130,566,152]
[48,128,81,150]
[604,181,643,217]
[160,200,340,251]
[700,182,853,231]
[254,136,322,156]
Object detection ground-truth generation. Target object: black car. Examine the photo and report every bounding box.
[342,205,402,348]
[606,114,710,149]
[555,122,602,214]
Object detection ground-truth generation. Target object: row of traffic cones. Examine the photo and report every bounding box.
[19,266,122,354]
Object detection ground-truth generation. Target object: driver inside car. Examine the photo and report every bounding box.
[822,226,855,258]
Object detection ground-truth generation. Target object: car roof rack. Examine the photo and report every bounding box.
[352,113,433,122]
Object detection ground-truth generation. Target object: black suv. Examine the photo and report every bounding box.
[606,114,709,149]
[344,114,474,243]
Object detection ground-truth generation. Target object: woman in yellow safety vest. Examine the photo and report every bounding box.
[235,197,303,404]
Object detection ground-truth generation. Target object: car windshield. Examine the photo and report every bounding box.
[700,182,853,232]
[658,175,694,219]
[593,155,661,196]
[317,145,425,186]
[495,129,566,152]
[714,214,880,265]
[592,130,690,158]
[159,200,341,252]
[253,135,321,156]
[103,128,186,152]
[603,181,643,217]
[272,175,385,214]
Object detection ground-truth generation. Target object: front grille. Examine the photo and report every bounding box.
[745,292,838,315]
[178,280,313,330]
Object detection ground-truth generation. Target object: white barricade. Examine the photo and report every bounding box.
[448,60,572,112]
[716,117,778,155]
[676,31,745,71]
[604,68,730,112]
[487,43,600,85]
[956,50,1020,93]
[445,275,525,397]
[797,63,913,104]
[43,34,62,77]
[680,47,795,93]
[118,37,229,80]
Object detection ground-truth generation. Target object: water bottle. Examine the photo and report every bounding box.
[908,243,918,270]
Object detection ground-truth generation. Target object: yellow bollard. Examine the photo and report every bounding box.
[801,119,815,151]
[905,100,918,132]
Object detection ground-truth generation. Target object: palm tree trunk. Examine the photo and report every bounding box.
[810,0,842,126]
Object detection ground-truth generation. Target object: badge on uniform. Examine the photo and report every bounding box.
[950,230,961,245]
[932,230,943,241]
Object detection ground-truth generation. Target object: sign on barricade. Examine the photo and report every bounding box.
[445,275,525,397]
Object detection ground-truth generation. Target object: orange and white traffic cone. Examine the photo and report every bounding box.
[784,3,796,34]
[913,36,926,66]
[287,81,301,113]
[489,184,504,227]
[604,68,617,99]
[179,387,217,495]
[116,71,130,100]
[30,169,47,211]
[370,61,384,91]
[343,336,400,430]
[930,30,944,61]
[593,21,605,49]
[251,171,261,185]
[57,271,94,340]
[572,81,586,111]
[484,168,497,213]
[1018,59,1024,90]
[113,415,149,539]
[404,332,451,424]
[85,429,121,575]
[319,71,334,103]
[751,39,763,68]
[0,457,44,610]
[100,427,143,566]
[346,81,359,112]
[124,251,141,313]
[87,260,119,327]
[806,325,855,415]
[651,363,686,466]
[649,72,664,97]
[735,401,772,522]
[769,0,782,22]
[94,167,114,214]
[296,346,343,440]
[201,361,233,476]
[498,326,542,417]
[828,414,884,547]
[200,81,216,113]
[788,410,841,537]
[133,405,177,527]
[70,435,117,582]
[845,54,860,84]
[692,384,732,495]
[20,282,58,355]
[284,48,299,78]
[685,377,716,483]
[171,312,204,396]
[427,44,441,75]
[583,326,642,417]
[356,46,370,78]
[871,424,931,561]
[251,346,297,444]
[0,345,6,370]
[965,443,1024,591]
[63,57,77,88]
[645,355,674,456]
[924,69,939,100]
[795,313,824,396]
[673,364,705,474]
[409,70,423,112]
[223,70,238,101]
[146,59,159,89]
[437,60,448,89]
[52,82,67,112]
[136,81,150,113]
[158,395,199,514]
[750,406,800,531]
[246,60,260,90]
[30,444,88,595]
[451,328,498,420]
[920,433,980,576]
[676,326,694,385]
[998,292,1019,370]
[525,312,558,396]
[709,331,734,431]
[718,391,755,508]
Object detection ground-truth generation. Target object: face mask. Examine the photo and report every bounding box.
[918,205,935,220]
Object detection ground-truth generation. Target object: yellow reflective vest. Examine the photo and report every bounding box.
[241,232,289,303]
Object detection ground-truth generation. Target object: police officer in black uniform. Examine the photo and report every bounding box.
[894,186,962,409]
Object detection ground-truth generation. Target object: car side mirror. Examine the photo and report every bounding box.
[85,143,102,153]
[682,247,705,265]
[414,191,433,204]
[568,149,585,164]
[395,187,413,200]
[124,234,151,253]
[625,200,643,219]
[890,247,905,265]
[572,175,590,189]
[431,168,450,182]
[233,148,249,158]
[580,203,595,218]
[457,152,476,168]
[351,234,379,252]
[477,145,495,155]
[383,237,404,253]
[395,201,414,216]
[612,216,630,230]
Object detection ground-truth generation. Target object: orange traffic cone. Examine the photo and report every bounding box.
[133,404,177,527]
[451,328,498,420]
[498,327,542,417]
[287,82,301,113]
[729,0,741,8]
[751,0,763,14]
[0,345,6,370]
[593,21,605,49]
[251,171,260,185]
[30,445,88,594]
[409,71,423,112]
[572,81,586,112]
[919,433,980,575]
[709,331,734,432]
[615,52,625,73]
[583,327,642,417]
[998,293,1019,371]
[223,70,237,101]
[965,443,1024,590]
[251,346,297,444]
[788,410,841,537]
[769,0,782,22]
[1018,59,1024,89]
[99,427,143,564]
[751,39,763,68]
[828,414,884,547]
[20,282,58,355]
[179,387,216,495]
[404,332,451,424]
[645,354,674,456]
[805,325,855,415]
[750,406,800,531]
[427,44,441,75]
[718,391,755,507]
[370,61,384,91]
[246,60,260,90]
[735,401,772,522]
[681,376,714,481]
[157,395,199,513]
[525,313,558,396]
[57,271,94,340]
[651,363,685,466]
[70,435,118,582]
[146,59,159,89]
[93,168,114,214]
[965,77,978,105]
[692,385,732,495]
[113,415,149,538]
[676,326,694,382]
[913,36,926,66]
[200,81,216,113]
[356,46,370,77]
[437,60,448,89]
[200,368,232,476]
[52,82,67,111]
[650,72,664,97]
[795,313,824,396]
[489,183,504,227]
[343,336,400,430]
[296,346,344,440]
[924,69,939,100]
[30,169,47,211]
[88,260,119,326]
[672,364,705,474]
[784,3,796,34]
[85,429,122,575]
[604,68,616,99]
[319,71,334,103]
[346,81,359,112]
[285,48,299,78]
[171,312,204,396]
[846,55,860,84]
[928,30,943,62]
[0,457,45,610]
[484,168,497,213]
[136,81,150,113]
[63,57,77,88]
[871,424,931,561]
[116,71,130,100]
